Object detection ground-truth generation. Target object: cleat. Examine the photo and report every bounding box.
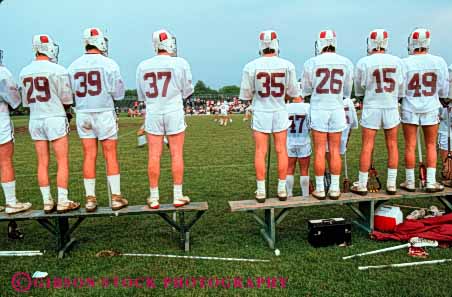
[111,195,128,211]
[442,180,452,188]
[57,200,80,214]
[350,182,368,196]
[255,190,266,203]
[407,209,426,220]
[85,196,98,213]
[44,199,56,214]
[425,182,444,193]
[5,202,32,215]
[173,196,190,207]
[400,181,416,192]
[147,197,160,209]
[328,190,341,200]
[386,185,397,195]
[277,188,287,201]
[312,190,326,200]
[0,206,4,212]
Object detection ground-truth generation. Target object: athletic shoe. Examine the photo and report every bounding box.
[111,195,128,211]
[0,206,4,212]
[255,190,266,203]
[85,196,97,213]
[386,185,397,195]
[44,199,56,214]
[400,181,416,192]
[442,179,452,188]
[312,190,326,200]
[406,209,426,220]
[350,182,368,196]
[328,190,341,200]
[147,197,160,209]
[57,200,80,214]
[426,182,444,193]
[277,188,287,201]
[5,202,32,215]
[7,221,24,240]
[174,196,190,207]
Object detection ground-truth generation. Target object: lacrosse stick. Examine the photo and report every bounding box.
[417,127,427,189]
[368,150,381,193]
[0,251,43,257]
[359,258,452,270]
[442,107,452,181]
[342,237,438,260]
[96,250,270,263]
[342,150,350,193]
[324,171,331,193]
[266,135,272,198]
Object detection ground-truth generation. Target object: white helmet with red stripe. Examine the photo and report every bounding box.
[367,29,389,54]
[315,30,337,56]
[408,28,431,55]
[32,34,59,63]
[258,30,279,56]
[152,29,177,56]
[83,27,108,55]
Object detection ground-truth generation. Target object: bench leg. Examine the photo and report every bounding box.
[53,217,85,259]
[438,195,452,213]
[348,200,375,233]
[260,209,276,249]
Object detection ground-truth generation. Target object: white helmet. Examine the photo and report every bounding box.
[315,30,337,56]
[258,30,279,56]
[367,29,389,54]
[152,29,177,56]
[32,34,59,63]
[83,28,108,55]
[408,28,431,55]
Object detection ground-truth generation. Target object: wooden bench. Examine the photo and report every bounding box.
[0,202,208,258]
[229,189,452,249]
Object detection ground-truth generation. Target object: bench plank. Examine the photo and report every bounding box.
[229,188,452,212]
[0,202,209,222]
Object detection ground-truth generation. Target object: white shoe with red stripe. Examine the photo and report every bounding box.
[173,196,190,207]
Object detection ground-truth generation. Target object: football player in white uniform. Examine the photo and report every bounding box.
[240,30,299,202]
[301,30,353,200]
[136,29,193,209]
[400,28,448,193]
[0,52,32,214]
[286,97,311,197]
[19,35,80,213]
[68,28,128,212]
[351,29,405,196]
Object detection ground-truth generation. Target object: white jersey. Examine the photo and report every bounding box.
[220,102,229,114]
[301,53,353,110]
[401,54,449,113]
[355,53,405,109]
[136,55,193,115]
[239,56,299,112]
[0,66,21,115]
[286,102,310,146]
[19,60,73,119]
[68,54,125,113]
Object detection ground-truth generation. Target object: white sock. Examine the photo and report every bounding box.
[257,180,265,192]
[406,168,415,184]
[278,179,286,192]
[300,176,310,197]
[2,181,17,206]
[286,175,294,197]
[150,187,159,200]
[359,171,368,188]
[330,175,340,191]
[174,184,183,199]
[107,174,121,195]
[57,187,68,204]
[315,176,324,192]
[427,168,436,185]
[40,186,52,204]
[84,178,96,197]
[387,168,397,187]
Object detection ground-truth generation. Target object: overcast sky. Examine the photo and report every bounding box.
[1,0,452,89]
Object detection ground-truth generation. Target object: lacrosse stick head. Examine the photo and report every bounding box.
[96,250,121,257]
[368,168,382,193]
[342,178,350,193]
[419,164,427,188]
[409,237,439,248]
[408,246,429,258]
[442,155,452,181]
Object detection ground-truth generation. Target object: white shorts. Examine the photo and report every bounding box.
[0,115,13,145]
[145,109,186,136]
[287,144,311,158]
[310,109,346,133]
[252,110,291,133]
[361,108,400,130]
[221,110,228,116]
[401,109,440,126]
[438,132,450,151]
[76,111,118,140]
[29,117,69,141]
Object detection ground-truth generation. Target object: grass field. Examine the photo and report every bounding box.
[0,114,451,297]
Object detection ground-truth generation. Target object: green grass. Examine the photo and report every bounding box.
[0,114,451,297]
